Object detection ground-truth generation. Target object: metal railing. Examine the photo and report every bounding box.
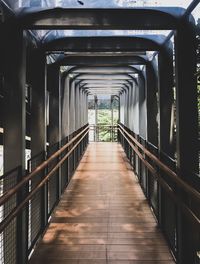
[118,123,200,263]
[0,124,89,264]
[0,122,199,263]
[89,124,118,142]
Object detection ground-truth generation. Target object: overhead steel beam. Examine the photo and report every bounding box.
[69,66,140,74]
[17,8,185,29]
[62,65,140,78]
[82,85,126,88]
[78,80,133,85]
[88,91,122,94]
[65,66,139,77]
[78,80,131,94]
[54,55,148,66]
[89,93,120,95]
[61,67,140,92]
[85,87,123,90]
[79,82,128,92]
[73,74,134,80]
[89,90,120,93]
[41,35,172,68]
[41,36,165,52]
[63,51,146,56]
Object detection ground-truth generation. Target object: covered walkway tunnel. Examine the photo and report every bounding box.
[0,0,199,263]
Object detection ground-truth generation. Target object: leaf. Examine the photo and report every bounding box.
[77,0,84,5]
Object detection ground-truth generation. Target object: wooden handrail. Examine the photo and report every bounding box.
[118,127,200,226]
[0,128,89,233]
[0,125,89,207]
[118,124,200,204]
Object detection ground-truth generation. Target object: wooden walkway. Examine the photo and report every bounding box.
[29,143,175,264]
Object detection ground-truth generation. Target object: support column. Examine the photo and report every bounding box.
[47,65,61,203]
[124,88,128,127]
[146,59,159,147]
[175,22,199,264]
[119,92,125,125]
[94,96,98,141]
[158,44,175,239]
[175,25,198,183]
[30,49,47,240]
[60,75,70,190]
[158,45,174,157]
[30,51,47,158]
[69,79,75,135]
[61,76,70,140]
[47,65,60,151]
[85,92,88,125]
[75,82,80,131]
[127,82,133,130]
[111,96,114,141]
[132,80,139,176]
[68,78,76,177]
[132,82,139,135]
[138,71,147,139]
[138,71,147,192]
[3,27,27,264]
[146,59,159,206]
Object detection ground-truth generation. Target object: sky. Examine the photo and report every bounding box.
[6,0,194,9]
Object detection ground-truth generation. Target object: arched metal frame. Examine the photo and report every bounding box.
[0,4,199,264]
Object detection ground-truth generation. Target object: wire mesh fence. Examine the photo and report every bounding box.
[0,167,20,264]
[0,125,89,264]
[118,122,200,263]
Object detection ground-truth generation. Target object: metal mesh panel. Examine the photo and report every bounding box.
[190,192,200,261]
[29,189,42,250]
[118,123,200,262]
[0,167,19,264]
[162,190,177,256]
[47,142,59,215]
[3,218,17,264]
[183,210,200,263]
[0,125,89,264]
[148,172,158,215]
[28,152,44,252]
[160,153,177,257]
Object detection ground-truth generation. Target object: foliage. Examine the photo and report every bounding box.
[196,20,200,130]
[88,98,119,110]
[97,109,118,141]
[88,109,119,141]
[198,79,200,127]
[88,99,95,109]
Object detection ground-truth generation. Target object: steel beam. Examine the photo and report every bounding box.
[17,8,185,29]
[54,55,149,66]
[41,36,165,52]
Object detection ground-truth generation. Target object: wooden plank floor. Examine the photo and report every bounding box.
[29,142,175,264]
